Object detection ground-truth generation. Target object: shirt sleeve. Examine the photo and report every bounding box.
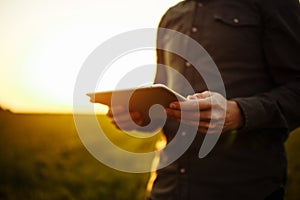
[233,0,300,134]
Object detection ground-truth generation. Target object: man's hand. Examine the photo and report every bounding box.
[166,91,244,134]
[107,106,144,132]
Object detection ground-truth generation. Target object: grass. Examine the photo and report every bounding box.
[285,128,300,200]
[0,111,158,200]
[0,110,299,200]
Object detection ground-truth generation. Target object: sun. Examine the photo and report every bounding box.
[0,0,180,113]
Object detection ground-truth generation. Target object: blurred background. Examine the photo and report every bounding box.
[0,0,299,199]
[0,0,180,113]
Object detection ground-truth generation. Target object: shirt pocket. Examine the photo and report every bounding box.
[213,10,259,27]
[205,6,262,60]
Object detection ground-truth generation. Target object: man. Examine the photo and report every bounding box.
[108,0,300,199]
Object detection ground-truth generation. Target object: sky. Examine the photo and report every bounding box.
[0,0,180,113]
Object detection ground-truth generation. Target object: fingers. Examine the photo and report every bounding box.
[108,106,141,121]
[166,108,212,121]
[168,113,223,134]
[112,111,142,123]
[169,99,212,111]
[107,106,126,117]
[107,106,144,131]
[166,90,226,134]
[169,91,213,111]
[193,91,212,98]
[180,119,211,127]
[111,116,144,131]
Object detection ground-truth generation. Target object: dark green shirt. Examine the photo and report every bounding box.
[150,0,300,199]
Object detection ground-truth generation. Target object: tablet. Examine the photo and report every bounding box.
[87,84,186,118]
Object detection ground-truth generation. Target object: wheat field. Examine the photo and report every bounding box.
[0,111,299,200]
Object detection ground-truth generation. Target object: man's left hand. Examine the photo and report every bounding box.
[166,91,244,134]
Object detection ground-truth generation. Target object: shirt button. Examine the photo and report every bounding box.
[197,2,203,7]
[181,131,187,136]
[180,168,186,174]
[191,27,198,33]
[185,62,191,67]
[233,18,240,24]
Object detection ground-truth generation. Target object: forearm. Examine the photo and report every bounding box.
[233,82,300,134]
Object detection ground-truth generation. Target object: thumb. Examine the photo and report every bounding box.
[194,91,212,99]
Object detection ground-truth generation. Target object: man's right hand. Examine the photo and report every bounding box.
[107,106,145,132]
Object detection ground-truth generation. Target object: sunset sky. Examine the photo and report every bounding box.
[0,0,180,113]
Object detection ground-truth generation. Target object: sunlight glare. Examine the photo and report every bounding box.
[0,0,180,113]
